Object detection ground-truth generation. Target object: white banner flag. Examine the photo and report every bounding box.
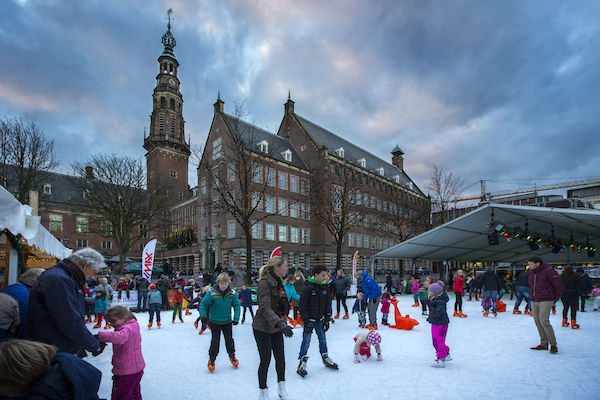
[142,239,157,282]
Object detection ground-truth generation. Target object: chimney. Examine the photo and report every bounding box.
[214,92,224,114]
[391,145,404,170]
[85,166,94,180]
[28,190,39,216]
[284,91,295,115]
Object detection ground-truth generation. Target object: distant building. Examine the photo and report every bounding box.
[567,184,600,210]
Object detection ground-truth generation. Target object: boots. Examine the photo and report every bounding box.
[550,345,558,353]
[513,310,522,314]
[229,354,239,368]
[334,314,340,319]
[257,388,270,400]
[278,381,290,400]
[459,312,467,318]
[381,319,389,326]
[148,322,153,328]
[571,320,580,329]
[530,344,548,350]
[561,318,569,327]
[343,312,349,319]
[207,358,215,372]
[321,353,338,370]
[297,356,308,377]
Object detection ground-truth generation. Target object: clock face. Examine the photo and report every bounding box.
[168,78,177,87]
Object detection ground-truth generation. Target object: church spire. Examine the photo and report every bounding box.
[161,9,177,59]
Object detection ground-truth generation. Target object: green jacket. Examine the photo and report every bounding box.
[199,286,241,325]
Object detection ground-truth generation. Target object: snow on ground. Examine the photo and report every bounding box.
[86,295,600,400]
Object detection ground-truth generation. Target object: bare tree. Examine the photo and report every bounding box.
[0,117,58,202]
[199,102,286,284]
[427,164,465,225]
[379,190,430,243]
[70,154,168,266]
[310,163,363,269]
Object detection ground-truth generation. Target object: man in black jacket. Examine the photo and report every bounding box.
[26,248,105,357]
[513,270,531,314]
[297,265,338,377]
[136,275,149,312]
[481,267,502,316]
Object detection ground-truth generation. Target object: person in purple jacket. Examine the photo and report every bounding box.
[527,256,564,354]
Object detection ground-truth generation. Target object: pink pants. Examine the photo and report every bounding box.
[112,370,143,400]
[431,324,449,359]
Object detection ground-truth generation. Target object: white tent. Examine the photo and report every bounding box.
[1,185,72,284]
[375,203,600,264]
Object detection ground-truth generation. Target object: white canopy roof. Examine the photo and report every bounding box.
[0,185,72,259]
[376,203,600,264]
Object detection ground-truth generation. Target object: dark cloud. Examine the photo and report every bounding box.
[0,0,598,198]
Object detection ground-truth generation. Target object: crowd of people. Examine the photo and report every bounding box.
[0,247,598,399]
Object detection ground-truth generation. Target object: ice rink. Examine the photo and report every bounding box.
[85,294,600,400]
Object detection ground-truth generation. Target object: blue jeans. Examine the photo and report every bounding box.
[483,290,498,313]
[299,321,328,358]
[137,291,148,311]
[413,293,419,303]
[514,286,531,311]
[148,303,161,322]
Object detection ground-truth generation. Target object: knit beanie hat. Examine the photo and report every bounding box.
[367,331,381,345]
[429,280,445,294]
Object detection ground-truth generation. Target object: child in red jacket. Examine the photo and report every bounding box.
[380,292,392,325]
[172,286,190,323]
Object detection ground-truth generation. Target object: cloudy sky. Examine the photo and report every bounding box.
[1,0,599,202]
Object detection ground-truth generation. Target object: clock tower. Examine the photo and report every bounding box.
[144,12,190,219]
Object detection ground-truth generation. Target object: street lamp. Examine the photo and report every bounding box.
[206,236,215,273]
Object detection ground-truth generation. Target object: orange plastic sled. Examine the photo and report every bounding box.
[389,300,419,330]
[497,300,506,313]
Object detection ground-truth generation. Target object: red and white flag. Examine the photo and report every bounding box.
[142,239,157,282]
[270,246,281,259]
[352,250,359,283]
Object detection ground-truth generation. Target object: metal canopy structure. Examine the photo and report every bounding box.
[375,204,600,264]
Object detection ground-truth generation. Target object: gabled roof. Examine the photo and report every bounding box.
[221,113,308,171]
[294,114,424,196]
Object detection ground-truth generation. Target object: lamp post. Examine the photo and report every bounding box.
[206,236,215,273]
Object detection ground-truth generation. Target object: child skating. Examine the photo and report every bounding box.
[427,281,451,368]
[353,330,383,363]
[147,284,162,328]
[380,292,392,326]
[352,292,368,328]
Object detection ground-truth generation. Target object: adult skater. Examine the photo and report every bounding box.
[513,269,532,315]
[481,266,502,317]
[333,269,351,319]
[528,257,563,354]
[252,257,294,400]
[361,270,382,329]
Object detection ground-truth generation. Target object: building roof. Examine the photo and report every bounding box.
[222,113,308,171]
[294,114,424,196]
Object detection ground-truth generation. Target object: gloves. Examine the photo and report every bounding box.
[303,321,313,334]
[232,321,239,325]
[92,334,106,356]
[322,319,330,332]
[277,320,293,338]
[372,298,377,304]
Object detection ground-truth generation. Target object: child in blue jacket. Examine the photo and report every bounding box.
[237,283,256,324]
[352,292,368,328]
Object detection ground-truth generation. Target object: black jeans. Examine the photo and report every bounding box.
[148,303,161,322]
[580,295,587,312]
[336,293,348,315]
[454,292,463,312]
[159,291,169,310]
[253,329,285,389]
[209,322,235,359]
[562,292,579,321]
[137,291,148,311]
[242,306,254,322]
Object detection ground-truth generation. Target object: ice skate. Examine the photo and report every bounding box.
[208,358,215,372]
[179,317,184,323]
[334,313,340,319]
[443,354,452,362]
[93,322,102,329]
[321,353,338,370]
[85,316,92,323]
[483,310,489,317]
[297,356,308,377]
[194,320,199,329]
[103,323,112,330]
[148,322,152,328]
[257,388,270,400]
[376,353,383,362]
[562,318,569,327]
[157,321,161,327]
[342,313,349,319]
[411,302,419,307]
[198,329,205,335]
[513,309,522,314]
[459,312,467,318]
[354,354,360,363]
[453,310,458,317]
[229,354,239,368]
[277,381,290,400]
[571,320,580,329]
[431,358,446,368]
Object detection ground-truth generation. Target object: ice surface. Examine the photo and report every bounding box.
[86,295,600,400]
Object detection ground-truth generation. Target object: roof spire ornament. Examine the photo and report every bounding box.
[161,9,176,58]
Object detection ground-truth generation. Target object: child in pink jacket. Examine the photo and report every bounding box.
[98,305,145,400]
[380,292,392,325]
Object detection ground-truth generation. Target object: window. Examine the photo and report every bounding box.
[266,168,275,186]
[212,137,223,160]
[201,177,207,195]
[101,241,112,249]
[265,196,275,213]
[101,221,112,237]
[212,168,220,189]
[290,226,299,243]
[160,97,166,108]
[348,232,355,247]
[265,223,275,241]
[252,221,262,239]
[377,167,384,176]
[170,170,177,179]
[138,223,147,238]
[227,220,236,239]
[49,214,62,232]
[159,114,164,134]
[228,163,236,182]
[278,198,288,216]
[356,233,362,248]
[252,164,263,183]
[393,175,400,184]
[278,225,287,242]
[301,179,309,195]
[281,149,292,162]
[170,98,175,110]
[254,250,263,268]
[301,203,310,220]
[301,228,310,245]
[43,183,52,195]
[178,192,183,200]
[252,192,263,211]
[184,208,190,225]
[75,217,88,233]
[289,175,299,193]
[356,190,362,205]
[258,140,269,153]
[358,158,366,168]
[336,147,344,158]
[278,171,288,190]
[212,223,221,236]
[171,115,175,134]
[300,144,306,152]
[290,202,299,218]
[76,239,88,248]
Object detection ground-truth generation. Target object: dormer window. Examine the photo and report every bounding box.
[335,147,344,158]
[393,175,400,184]
[409,182,414,190]
[43,183,52,195]
[281,149,292,162]
[377,167,384,176]
[258,140,269,153]
[358,158,366,168]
